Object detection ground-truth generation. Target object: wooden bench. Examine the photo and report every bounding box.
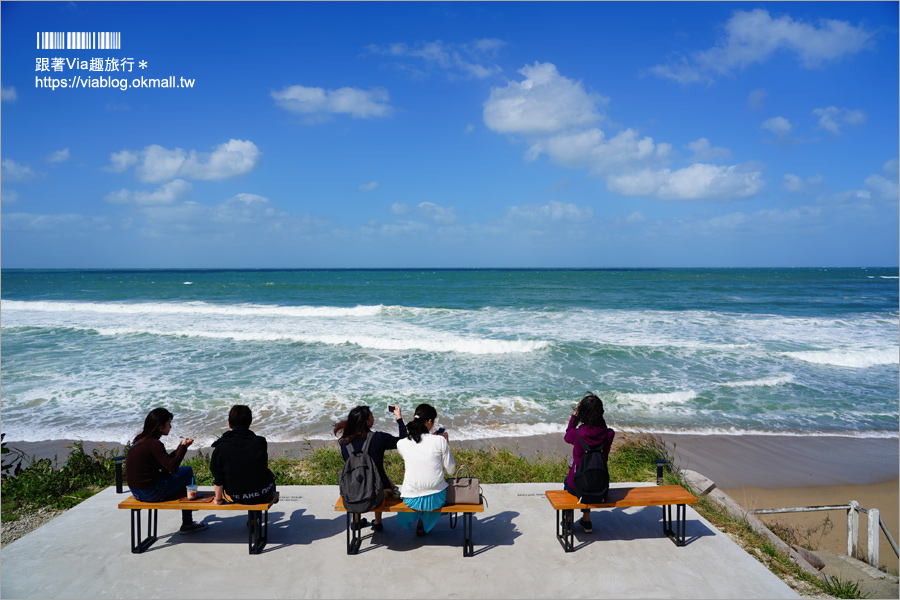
[118,491,279,554]
[335,496,484,557]
[545,485,698,552]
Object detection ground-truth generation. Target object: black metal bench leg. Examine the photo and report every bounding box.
[130,508,158,554]
[248,510,268,554]
[662,504,687,546]
[346,512,362,555]
[555,509,574,552]
[462,512,474,557]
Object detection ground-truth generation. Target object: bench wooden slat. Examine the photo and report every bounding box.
[545,485,697,510]
[334,496,483,513]
[118,492,279,511]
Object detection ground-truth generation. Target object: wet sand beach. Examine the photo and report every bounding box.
[8,432,898,570]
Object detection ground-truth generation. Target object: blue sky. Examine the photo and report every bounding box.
[2,1,897,268]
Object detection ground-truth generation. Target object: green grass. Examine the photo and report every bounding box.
[1,433,664,518]
[1,441,122,519]
[820,575,870,599]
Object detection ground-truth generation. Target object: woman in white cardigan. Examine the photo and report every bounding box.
[396,403,456,536]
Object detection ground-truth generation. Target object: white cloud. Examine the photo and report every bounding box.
[2,189,20,204]
[783,174,804,193]
[483,62,605,135]
[747,88,767,111]
[532,128,671,174]
[864,174,899,201]
[365,39,504,80]
[1,212,109,234]
[105,150,139,172]
[651,9,874,84]
[607,163,765,201]
[761,116,793,136]
[626,211,646,224]
[106,140,261,183]
[374,220,430,237]
[271,85,392,120]
[862,160,900,201]
[812,106,867,134]
[783,173,824,193]
[686,138,731,162]
[1,159,42,182]
[2,86,17,102]
[359,181,379,192]
[47,148,71,164]
[652,206,825,240]
[391,201,457,224]
[106,179,193,205]
[212,194,276,224]
[484,61,760,203]
[505,200,593,223]
[130,193,327,239]
[464,123,475,134]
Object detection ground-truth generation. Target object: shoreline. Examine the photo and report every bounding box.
[9,432,897,489]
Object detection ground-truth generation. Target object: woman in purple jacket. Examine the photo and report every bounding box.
[563,392,615,534]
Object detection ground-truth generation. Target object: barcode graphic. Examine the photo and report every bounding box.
[36,32,121,50]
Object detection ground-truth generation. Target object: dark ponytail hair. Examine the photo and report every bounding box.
[574,392,607,429]
[133,407,174,445]
[405,403,438,444]
[333,405,372,445]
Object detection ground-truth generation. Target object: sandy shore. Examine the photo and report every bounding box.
[7,432,897,570]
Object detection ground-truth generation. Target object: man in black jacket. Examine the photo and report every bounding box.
[211,405,276,506]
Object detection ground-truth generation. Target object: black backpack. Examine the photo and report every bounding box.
[338,432,384,513]
[572,428,610,503]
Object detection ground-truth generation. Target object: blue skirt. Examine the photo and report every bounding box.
[398,489,447,533]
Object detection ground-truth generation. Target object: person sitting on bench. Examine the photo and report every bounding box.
[334,404,407,532]
[396,403,456,537]
[210,404,276,528]
[563,392,615,534]
[125,407,208,534]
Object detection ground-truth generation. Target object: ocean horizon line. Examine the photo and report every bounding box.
[2,266,898,274]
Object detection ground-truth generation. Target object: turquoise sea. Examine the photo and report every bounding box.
[1,268,898,445]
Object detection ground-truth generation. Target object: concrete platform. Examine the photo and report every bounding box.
[1,483,799,599]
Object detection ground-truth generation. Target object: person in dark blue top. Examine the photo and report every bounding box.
[334,404,406,531]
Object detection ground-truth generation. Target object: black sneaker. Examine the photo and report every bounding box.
[179,521,208,535]
[578,517,593,534]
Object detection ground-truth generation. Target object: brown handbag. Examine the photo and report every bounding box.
[445,465,482,505]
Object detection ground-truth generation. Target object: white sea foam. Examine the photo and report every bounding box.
[784,347,899,368]
[612,426,900,439]
[720,374,795,388]
[0,299,386,318]
[74,326,548,354]
[295,422,569,442]
[616,390,699,405]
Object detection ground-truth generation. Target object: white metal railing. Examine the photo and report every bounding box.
[750,501,898,569]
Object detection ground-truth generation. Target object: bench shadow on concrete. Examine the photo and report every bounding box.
[584,507,714,547]
[135,508,345,554]
[343,511,521,557]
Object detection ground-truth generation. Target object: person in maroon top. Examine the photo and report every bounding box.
[563,392,615,534]
[125,407,208,534]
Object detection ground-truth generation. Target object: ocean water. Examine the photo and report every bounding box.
[1,268,897,446]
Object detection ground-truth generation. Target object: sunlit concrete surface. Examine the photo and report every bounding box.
[1,483,799,599]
